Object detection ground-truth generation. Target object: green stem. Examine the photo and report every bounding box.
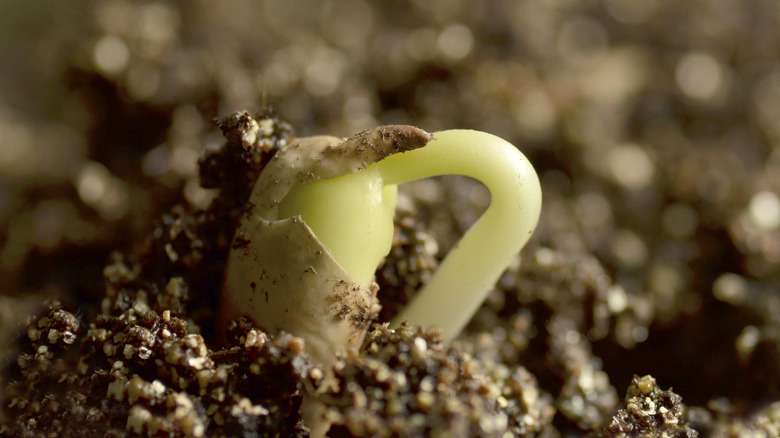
[379,129,541,344]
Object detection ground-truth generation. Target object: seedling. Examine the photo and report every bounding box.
[222,125,541,367]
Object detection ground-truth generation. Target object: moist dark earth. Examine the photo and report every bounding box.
[1,1,780,437]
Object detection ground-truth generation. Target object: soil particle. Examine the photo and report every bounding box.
[602,375,698,438]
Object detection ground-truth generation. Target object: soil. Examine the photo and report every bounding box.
[1,1,779,437]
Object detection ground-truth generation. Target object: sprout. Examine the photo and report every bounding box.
[222,126,542,366]
[380,129,542,344]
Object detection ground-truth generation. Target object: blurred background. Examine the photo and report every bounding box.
[1,0,779,415]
